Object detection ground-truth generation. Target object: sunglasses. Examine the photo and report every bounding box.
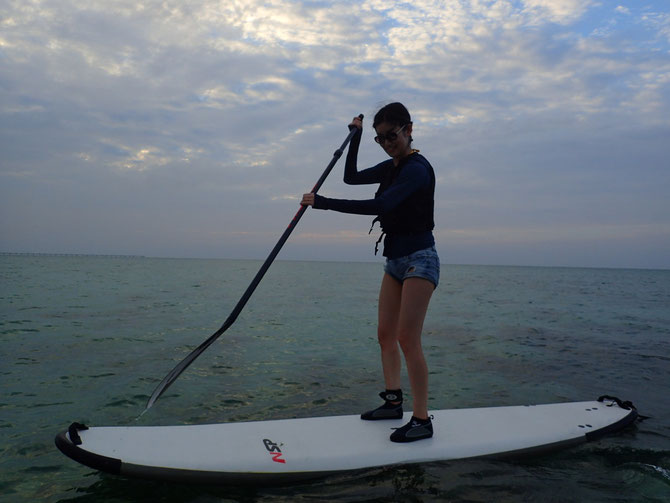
[374,124,408,145]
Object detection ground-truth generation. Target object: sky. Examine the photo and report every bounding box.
[1,0,669,269]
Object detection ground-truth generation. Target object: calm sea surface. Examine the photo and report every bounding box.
[1,255,669,502]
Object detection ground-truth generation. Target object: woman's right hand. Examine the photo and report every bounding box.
[349,115,363,130]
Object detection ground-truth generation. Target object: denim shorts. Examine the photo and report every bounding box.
[384,246,440,288]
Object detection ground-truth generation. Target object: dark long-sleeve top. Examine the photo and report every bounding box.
[313,129,435,258]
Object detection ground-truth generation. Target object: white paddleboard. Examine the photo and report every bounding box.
[55,396,637,485]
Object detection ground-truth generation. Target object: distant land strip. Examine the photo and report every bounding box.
[0,252,146,259]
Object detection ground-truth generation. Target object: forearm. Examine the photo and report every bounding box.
[343,130,384,185]
[313,194,383,215]
[343,129,362,184]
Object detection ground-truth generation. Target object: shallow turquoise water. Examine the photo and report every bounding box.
[1,255,669,502]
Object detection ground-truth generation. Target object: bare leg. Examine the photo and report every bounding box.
[377,273,403,393]
[396,277,434,419]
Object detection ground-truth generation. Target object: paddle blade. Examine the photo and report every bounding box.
[144,329,222,411]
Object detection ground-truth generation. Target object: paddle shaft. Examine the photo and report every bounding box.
[145,115,364,411]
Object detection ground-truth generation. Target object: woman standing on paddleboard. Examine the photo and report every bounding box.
[301,102,438,442]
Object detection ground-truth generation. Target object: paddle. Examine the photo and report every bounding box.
[145,114,364,412]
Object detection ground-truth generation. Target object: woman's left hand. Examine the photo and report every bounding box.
[301,193,315,206]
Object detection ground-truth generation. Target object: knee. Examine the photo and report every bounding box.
[398,333,421,357]
[377,326,397,351]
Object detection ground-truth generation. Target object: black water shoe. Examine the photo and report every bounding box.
[361,390,403,420]
[390,416,433,442]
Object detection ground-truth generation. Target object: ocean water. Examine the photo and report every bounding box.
[1,254,669,502]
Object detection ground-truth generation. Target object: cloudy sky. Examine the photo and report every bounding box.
[2,0,669,269]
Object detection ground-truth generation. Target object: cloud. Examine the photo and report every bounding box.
[522,0,595,25]
[1,0,669,268]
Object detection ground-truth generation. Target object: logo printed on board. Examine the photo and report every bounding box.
[263,438,286,464]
